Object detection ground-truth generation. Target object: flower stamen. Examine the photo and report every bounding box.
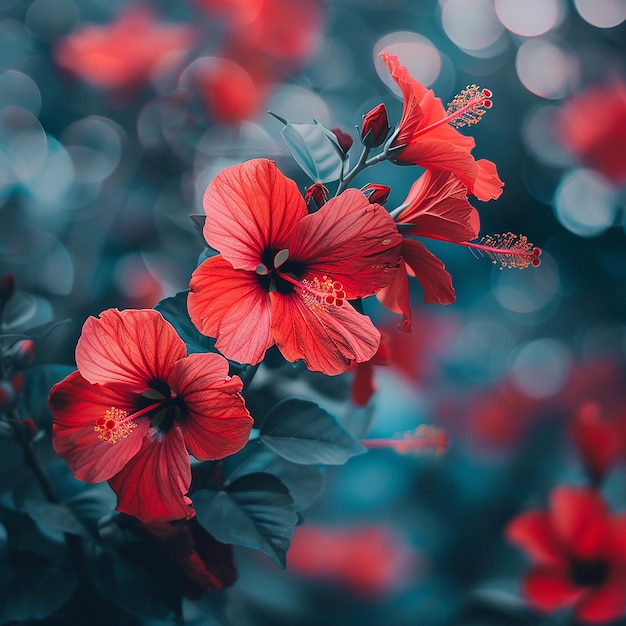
[462,232,541,270]
[277,272,347,311]
[412,85,493,138]
[94,401,161,444]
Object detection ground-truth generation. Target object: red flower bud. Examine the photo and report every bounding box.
[11,372,23,394]
[331,127,353,154]
[21,417,38,437]
[8,339,36,370]
[304,183,329,211]
[361,103,389,147]
[0,381,16,409]
[361,183,391,205]
[0,273,15,303]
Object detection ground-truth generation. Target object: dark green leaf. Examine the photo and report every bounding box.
[21,364,76,430]
[271,113,347,183]
[0,551,77,622]
[24,500,86,536]
[223,440,324,511]
[154,290,216,354]
[260,398,366,465]
[97,515,184,620]
[194,472,297,567]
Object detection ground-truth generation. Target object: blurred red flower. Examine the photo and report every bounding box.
[557,81,626,186]
[54,5,194,92]
[188,159,401,375]
[49,308,252,523]
[377,169,480,331]
[380,52,503,202]
[507,487,626,623]
[287,524,418,598]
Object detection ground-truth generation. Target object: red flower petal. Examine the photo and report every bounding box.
[169,353,253,460]
[396,169,480,242]
[75,309,185,392]
[376,258,412,332]
[575,571,626,624]
[608,516,626,560]
[523,566,584,611]
[50,371,149,483]
[188,255,274,365]
[392,141,479,196]
[108,426,193,523]
[201,159,307,271]
[287,188,401,299]
[550,487,609,560]
[506,510,566,565]
[270,291,380,375]
[402,238,455,305]
[474,159,504,201]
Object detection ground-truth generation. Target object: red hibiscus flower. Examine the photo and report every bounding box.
[507,487,626,624]
[380,52,504,202]
[188,159,401,375]
[54,5,194,93]
[377,169,479,331]
[557,81,626,186]
[49,309,252,523]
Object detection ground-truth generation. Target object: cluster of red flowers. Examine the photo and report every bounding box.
[49,55,539,579]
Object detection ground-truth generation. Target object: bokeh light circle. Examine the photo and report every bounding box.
[510,338,571,399]
[554,168,617,237]
[495,0,562,37]
[442,0,504,51]
[493,251,560,314]
[516,39,578,99]
[574,0,626,28]
[374,32,441,93]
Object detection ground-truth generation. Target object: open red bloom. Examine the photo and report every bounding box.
[557,81,626,186]
[188,159,401,375]
[49,309,252,523]
[507,487,626,624]
[380,52,503,202]
[377,169,479,331]
[54,5,194,92]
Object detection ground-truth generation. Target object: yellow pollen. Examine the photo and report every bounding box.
[300,275,347,311]
[95,407,138,444]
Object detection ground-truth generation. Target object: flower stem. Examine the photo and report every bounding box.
[336,145,371,195]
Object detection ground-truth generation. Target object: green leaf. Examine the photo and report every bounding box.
[0,551,77,622]
[194,472,297,568]
[271,113,347,183]
[21,364,76,430]
[260,398,366,465]
[24,501,86,536]
[222,440,324,511]
[155,290,216,354]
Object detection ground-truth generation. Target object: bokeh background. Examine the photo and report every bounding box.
[1,0,626,624]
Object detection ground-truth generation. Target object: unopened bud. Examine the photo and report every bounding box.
[361,183,391,205]
[361,104,389,148]
[0,274,15,303]
[331,127,353,154]
[21,417,38,437]
[11,372,23,393]
[8,339,35,370]
[0,381,16,409]
[304,183,329,212]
